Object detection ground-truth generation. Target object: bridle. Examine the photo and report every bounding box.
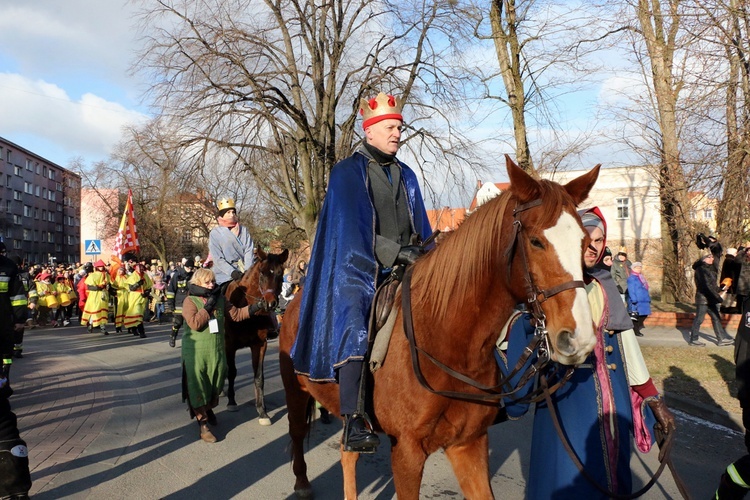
[503,198,585,365]
[399,196,585,403]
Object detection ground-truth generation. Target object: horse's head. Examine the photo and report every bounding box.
[232,248,290,311]
[504,155,600,365]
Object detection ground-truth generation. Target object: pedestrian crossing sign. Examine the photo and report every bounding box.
[84,239,101,255]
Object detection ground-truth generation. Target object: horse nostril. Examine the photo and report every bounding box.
[555,330,576,356]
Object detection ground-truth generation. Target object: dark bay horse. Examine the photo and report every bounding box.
[279,157,601,498]
[224,248,288,425]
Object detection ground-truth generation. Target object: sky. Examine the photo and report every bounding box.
[0,1,150,169]
[0,0,640,201]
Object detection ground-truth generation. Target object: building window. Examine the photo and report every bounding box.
[42,187,46,198]
[56,224,62,232]
[13,240,21,250]
[47,233,54,243]
[48,212,55,222]
[5,149,10,162]
[616,198,630,219]
[48,191,55,201]
[13,215,22,225]
[23,205,31,217]
[35,164,40,175]
[5,200,10,213]
[6,175,10,187]
[56,204,62,212]
[14,166,21,176]
[33,208,38,219]
[182,229,192,242]
[23,182,31,194]
[42,166,47,177]
[13,191,21,201]
[23,229,31,241]
[26,159,32,171]
[49,170,55,180]
[704,207,714,220]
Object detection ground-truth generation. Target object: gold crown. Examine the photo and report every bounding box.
[217,198,236,212]
[359,92,403,129]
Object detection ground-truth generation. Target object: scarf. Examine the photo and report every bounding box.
[216,216,240,236]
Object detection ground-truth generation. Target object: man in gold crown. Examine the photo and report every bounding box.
[291,92,433,453]
[208,198,255,290]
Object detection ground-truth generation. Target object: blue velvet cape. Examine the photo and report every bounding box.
[291,151,432,381]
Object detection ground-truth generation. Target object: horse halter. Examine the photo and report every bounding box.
[504,199,585,363]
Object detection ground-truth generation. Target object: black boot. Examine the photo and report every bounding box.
[342,414,379,453]
[169,328,178,348]
[138,324,147,338]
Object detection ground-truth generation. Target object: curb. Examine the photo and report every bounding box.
[664,392,743,432]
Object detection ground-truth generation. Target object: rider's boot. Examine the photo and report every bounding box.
[169,327,178,348]
[342,414,379,453]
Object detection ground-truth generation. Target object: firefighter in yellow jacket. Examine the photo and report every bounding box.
[81,260,111,335]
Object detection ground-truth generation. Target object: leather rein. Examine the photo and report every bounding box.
[400,197,584,404]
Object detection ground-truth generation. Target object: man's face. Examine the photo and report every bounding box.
[584,226,605,269]
[365,118,402,155]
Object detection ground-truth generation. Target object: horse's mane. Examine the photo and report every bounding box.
[416,179,575,324]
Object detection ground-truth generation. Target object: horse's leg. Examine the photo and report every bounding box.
[280,350,314,497]
[252,342,271,425]
[390,437,428,500]
[226,346,239,411]
[340,447,360,500]
[444,433,494,499]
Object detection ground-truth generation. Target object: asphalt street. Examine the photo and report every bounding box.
[8,320,745,499]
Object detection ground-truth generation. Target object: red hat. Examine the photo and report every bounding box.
[37,272,52,282]
[56,273,66,280]
[94,260,106,268]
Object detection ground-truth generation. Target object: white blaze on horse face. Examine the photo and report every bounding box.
[543,211,596,363]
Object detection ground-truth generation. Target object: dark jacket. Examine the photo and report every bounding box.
[720,255,741,294]
[693,258,723,305]
[736,252,750,297]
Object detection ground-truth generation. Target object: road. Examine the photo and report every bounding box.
[10,322,745,499]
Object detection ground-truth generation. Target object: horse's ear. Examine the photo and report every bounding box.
[563,164,601,206]
[280,249,289,264]
[256,247,267,260]
[505,154,541,203]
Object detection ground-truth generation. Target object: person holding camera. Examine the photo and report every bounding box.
[690,252,735,346]
[180,268,264,442]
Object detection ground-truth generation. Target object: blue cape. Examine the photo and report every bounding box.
[291,151,432,381]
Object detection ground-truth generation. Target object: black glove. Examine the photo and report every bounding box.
[248,302,263,315]
[395,245,425,266]
[204,295,218,315]
[87,285,99,291]
[696,233,708,250]
[647,397,676,434]
[231,270,243,281]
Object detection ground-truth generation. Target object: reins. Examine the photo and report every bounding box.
[539,374,692,499]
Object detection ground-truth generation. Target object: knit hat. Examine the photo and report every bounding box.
[727,248,737,257]
[580,211,605,234]
[631,261,642,268]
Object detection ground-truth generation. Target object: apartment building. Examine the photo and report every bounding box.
[0,137,81,265]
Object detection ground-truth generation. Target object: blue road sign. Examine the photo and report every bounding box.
[84,239,101,255]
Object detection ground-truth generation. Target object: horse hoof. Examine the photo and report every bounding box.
[226,404,239,412]
[258,417,272,426]
[295,487,313,499]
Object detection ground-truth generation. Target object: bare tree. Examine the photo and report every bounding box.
[465,0,608,174]
[132,0,484,241]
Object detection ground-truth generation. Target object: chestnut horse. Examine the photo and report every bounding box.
[224,248,288,425]
[279,157,600,498]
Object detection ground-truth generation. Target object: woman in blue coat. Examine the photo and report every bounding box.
[627,262,651,337]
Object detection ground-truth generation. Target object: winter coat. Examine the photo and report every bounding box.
[611,258,631,294]
[736,253,750,297]
[627,272,651,316]
[693,259,723,305]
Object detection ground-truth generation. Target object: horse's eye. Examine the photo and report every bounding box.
[530,237,545,250]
